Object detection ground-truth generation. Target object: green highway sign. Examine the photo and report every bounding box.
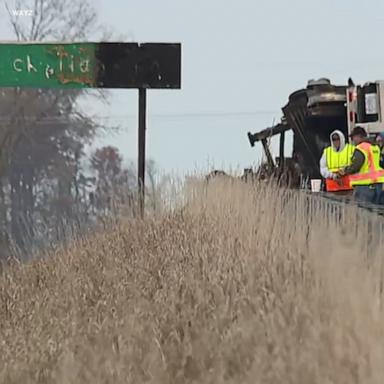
[0,42,96,88]
[0,42,181,89]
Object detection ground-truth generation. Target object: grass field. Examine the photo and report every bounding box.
[1,177,384,383]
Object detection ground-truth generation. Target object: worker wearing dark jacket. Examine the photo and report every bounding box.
[338,127,384,205]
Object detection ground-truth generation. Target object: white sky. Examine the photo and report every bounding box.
[1,0,384,175]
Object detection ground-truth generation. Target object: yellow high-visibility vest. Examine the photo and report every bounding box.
[324,143,354,172]
[350,142,384,186]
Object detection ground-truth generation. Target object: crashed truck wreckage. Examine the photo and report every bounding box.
[247,78,384,187]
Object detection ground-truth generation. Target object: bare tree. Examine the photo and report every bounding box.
[5,0,98,41]
[0,0,113,255]
[90,146,133,216]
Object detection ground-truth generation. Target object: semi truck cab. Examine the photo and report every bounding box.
[347,80,384,137]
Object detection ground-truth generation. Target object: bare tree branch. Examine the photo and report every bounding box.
[5,1,25,41]
[29,0,38,40]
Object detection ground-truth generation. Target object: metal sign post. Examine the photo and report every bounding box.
[0,41,182,218]
[138,88,147,217]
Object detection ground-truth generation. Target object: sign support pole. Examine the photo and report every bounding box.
[138,87,147,218]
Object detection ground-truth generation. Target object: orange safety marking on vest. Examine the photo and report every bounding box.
[349,170,384,181]
[349,142,384,182]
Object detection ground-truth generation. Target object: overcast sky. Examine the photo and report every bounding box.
[1,0,384,175]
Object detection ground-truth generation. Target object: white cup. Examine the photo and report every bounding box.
[310,179,321,192]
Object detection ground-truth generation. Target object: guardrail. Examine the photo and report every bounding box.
[302,190,384,216]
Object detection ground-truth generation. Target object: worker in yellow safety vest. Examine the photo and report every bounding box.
[337,126,384,205]
[319,130,355,192]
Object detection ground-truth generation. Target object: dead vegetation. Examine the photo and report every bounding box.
[1,177,384,383]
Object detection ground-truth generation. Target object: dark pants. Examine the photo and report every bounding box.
[353,183,384,205]
[377,183,384,205]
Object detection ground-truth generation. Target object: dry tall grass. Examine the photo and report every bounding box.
[1,177,384,383]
